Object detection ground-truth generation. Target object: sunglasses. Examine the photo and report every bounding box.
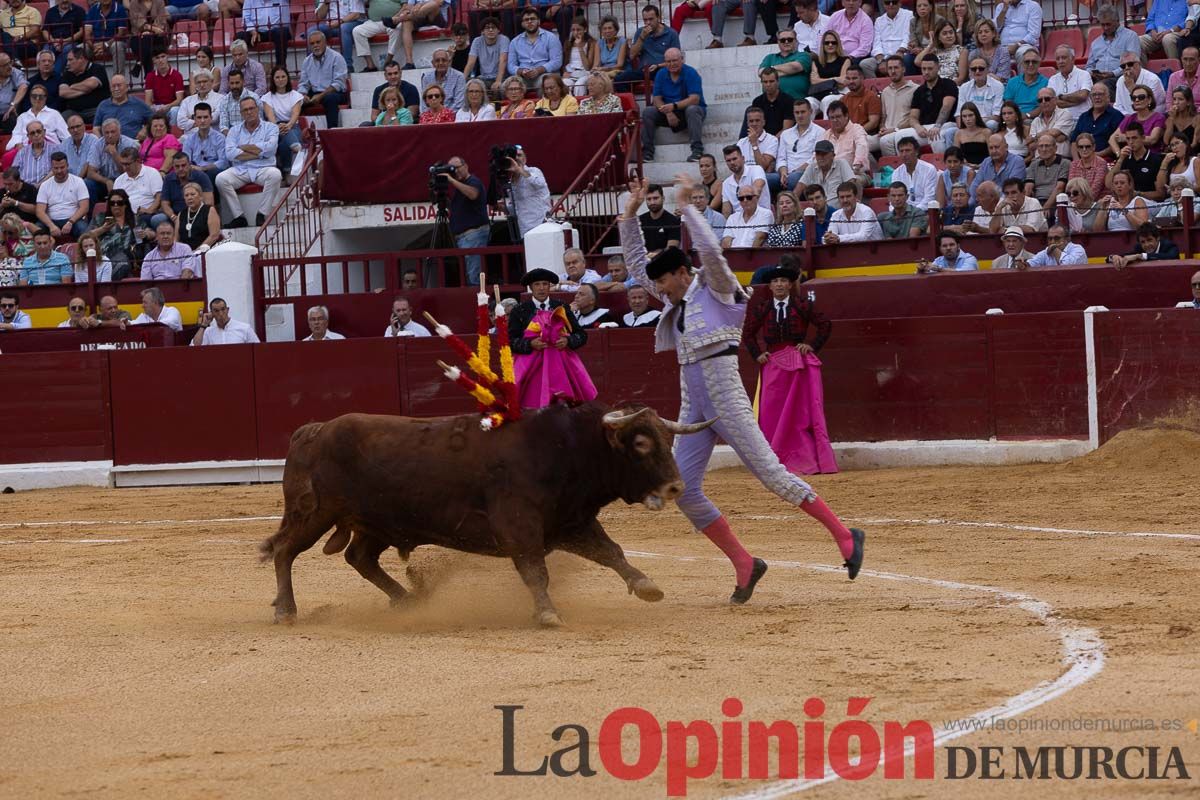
[69,304,85,311]
[1121,62,1137,69]
[1192,282,1200,288]
[737,195,756,201]
[1023,60,1039,65]
[425,93,442,100]
[970,66,986,72]
[1133,95,1150,102]
[1038,97,1053,102]
[1077,143,1093,149]
[1068,190,1082,197]
[0,302,14,308]
[109,199,126,205]
[884,0,898,4]
[824,41,837,46]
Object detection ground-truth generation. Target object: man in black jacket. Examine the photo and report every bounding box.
[1108,222,1180,269]
[508,267,587,354]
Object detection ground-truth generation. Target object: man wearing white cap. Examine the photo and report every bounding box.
[991,226,1035,269]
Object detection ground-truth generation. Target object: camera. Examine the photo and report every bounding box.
[428,162,454,208]
[429,163,455,177]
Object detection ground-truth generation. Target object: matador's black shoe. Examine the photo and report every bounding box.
[844,528,866,580]
[730,558,768,605]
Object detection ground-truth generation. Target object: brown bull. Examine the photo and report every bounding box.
[259,403,715,626]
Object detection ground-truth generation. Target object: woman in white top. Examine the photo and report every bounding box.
[455,79,497,123]
[9,86,69,150]
[1154,132,1199,195]
[71,231,114,283]
[999,100,1027,158]
[562,18,599,97]
[263,65,306,177]
[1102,169,1150,231]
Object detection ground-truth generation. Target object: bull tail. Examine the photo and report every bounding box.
[259,421,330,564]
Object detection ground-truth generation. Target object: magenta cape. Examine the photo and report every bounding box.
[514,308,598,408]
[758,347,839,475]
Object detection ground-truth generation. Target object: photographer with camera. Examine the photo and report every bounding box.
[444,156,489,286]
[500,143,551,238]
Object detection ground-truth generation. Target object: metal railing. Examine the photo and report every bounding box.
[548,115,641,254]
[254,128,324,262]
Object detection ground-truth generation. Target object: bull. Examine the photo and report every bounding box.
[259,403,716,627]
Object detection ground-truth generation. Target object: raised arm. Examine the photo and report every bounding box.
[618,178,663,301]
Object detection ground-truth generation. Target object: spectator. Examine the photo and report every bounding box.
[940,181,976,233]
[372,86,412,126]
[88,294,128,327]
[180,104,227,186]
[949,103,990,166]
[669,0,712,36]
[1102,169,1152,230]
[20,230,73,284]
[638,184,680,257]
[1026,133,1069,214]
[627,4,679,84]
[880,55,956,155]
[1141,0,1189,61]
[262,65,307,174]
[904,0,938,74]
[739,107,780,188]
[219,38,268,96]
[70,229,112,282]
[1016,224,1088,268]
[140,114,181,178]
[465,17,510,96]
[878,180,928,239]
[642,48,706,163]
[353,0,404,72]
[991,176,1046,233]
[218,97,282,229]
[687,182,724,241]
[720,143,768,214]
[59,45,111,126]
[969,133,1025,202]
[795,139,856,206]
[236,0,290,68]
[722,187,773,249]
[1087,5,1139,96]
[875,55,916,153]
[1072,84,1124,160]
[1,210,34,253]
[1108,221,1180,267]
[445,155,488,286]
[299,30,349,130]
[802,183,835,240]
[400,268,420,289]
[992,0,1040,61]
[420,49,466,114]
[506,144,551,237]
[999,98,1028,158]
[1114,88,1168,154]
[891,135,938,208]
[132,286,182,331]
[968,17,1010,81]
[36,152,89,238]
[139,52,183,128]
[370,61,420,121]
[524,0,572,51]
[497,76,537,119]
[742,68,797,137]
[0,290,31,329]
[868,0,912,77]
[216,69,262,136]
[177,71,225,134]
[919,18,967,84]
[303,305,344,340]
[594,15,628,87]
[939,57,1002,151]
[760,34,810,105]
[14,121,53,186]
[940,149,982,204]
[161,152,214,220]
[969,178,1005,235]
[1004,50,1048,116]
[0,237,19,284]
[597,253,633,291]
[42,0,87,76]
[791,0,829,55]
[192,45,220,87]
[1109,122,1164,196]
[3,0,43,64]
[27,52,62,113]
[1156,132,1199,195]
[1028,88,1074,160]
[1163,86,1198,148]
[1168,48,1200,112]
[778,98,823,191]
[1186,269,1200,308]
[1048,45,1093,125]
[533,72,578,116]
[11,88,67,150]
[83,0,129,73]
[698,151,722,208]
[1115,52,1167,116]
[1064,176,1105,233]
[765,190,804,247]
[827,0,873,65]
[916,230,978,272]
[569,283,613,329]
[809,30,850,102]
[0,167,39,223]
[113,146,162,228]
[559,247,603,290]
[578,72,623,114]
[419,84,455,124]
[829,67,880,145]
[1156,174,1191,225]
[126,0,168,78]
[192,297,259,345]
[561,18,598,96]
[623,284,660,327]
[59,296,97,329]
[384,296,431,337]
[89,188,140,278]
[823,179,881,242]
[141,220,196,279]
[508,7,563,85]
[948,0,977,49]
[708,0,760,49]
[175,181,220,251]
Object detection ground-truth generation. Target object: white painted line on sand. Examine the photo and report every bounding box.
[741,514,1200,541]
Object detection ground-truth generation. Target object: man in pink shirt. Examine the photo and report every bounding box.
[1167,47,1200,111]
[826,0,874,62]
[823,100,870,186]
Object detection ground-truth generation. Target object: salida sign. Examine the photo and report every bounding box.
[380,205,507,224]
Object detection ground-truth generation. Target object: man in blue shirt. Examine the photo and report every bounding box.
[1087,6,1140,94]
[642,48,706,163]
[627,4,681,81]
[993,0,1041,61]
[20,231,74,285]
[160,152,214,221]
[84,0,129,71]
[446,155,489,286]
[969,133,1025,203]
[216,96,281,228]
[526,0,574,50]
[43,0,87,74]
[237,0,291,68]
[95,74,152,139]
[54,113,103,201]
[1140,0,1188,61]
[801,183,835,241]
[918,231,979,273]
[297,30,348,128]
[1003,51,1048,115]
[180,104,229,186]
[1071,83,1124,159]
[508,7,562,85]
[0,291,32,329]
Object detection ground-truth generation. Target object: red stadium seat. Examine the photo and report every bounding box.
[1084,25,1103,59]
[617,92,636,113]
[1147,58,1180,75]
[1130,22,1146,36]
[876,155,903,170]
[920,152,945,170]
[1041,27,1084,65]
[169,20,207,55]
[868,196,891,215]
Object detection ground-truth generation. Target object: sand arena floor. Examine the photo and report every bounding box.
[1,429,1198,799]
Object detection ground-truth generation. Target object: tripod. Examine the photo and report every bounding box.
[424,190,454,287]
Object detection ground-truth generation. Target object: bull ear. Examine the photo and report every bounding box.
[602,407,652,429]
[661,417,719,435]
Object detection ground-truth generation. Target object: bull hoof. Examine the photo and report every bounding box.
[388,594,413,609]
[630,577,664,602]
[274,609,297,625]
[537,610,565,628]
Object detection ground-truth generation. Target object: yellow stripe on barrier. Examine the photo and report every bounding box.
[22,302,206,329]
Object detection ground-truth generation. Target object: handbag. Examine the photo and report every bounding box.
[808,79,839,99]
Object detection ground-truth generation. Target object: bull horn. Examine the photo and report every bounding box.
[661,417,720,435]
[602,407,652,429]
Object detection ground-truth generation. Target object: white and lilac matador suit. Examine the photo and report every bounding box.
[619,202,865,603]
